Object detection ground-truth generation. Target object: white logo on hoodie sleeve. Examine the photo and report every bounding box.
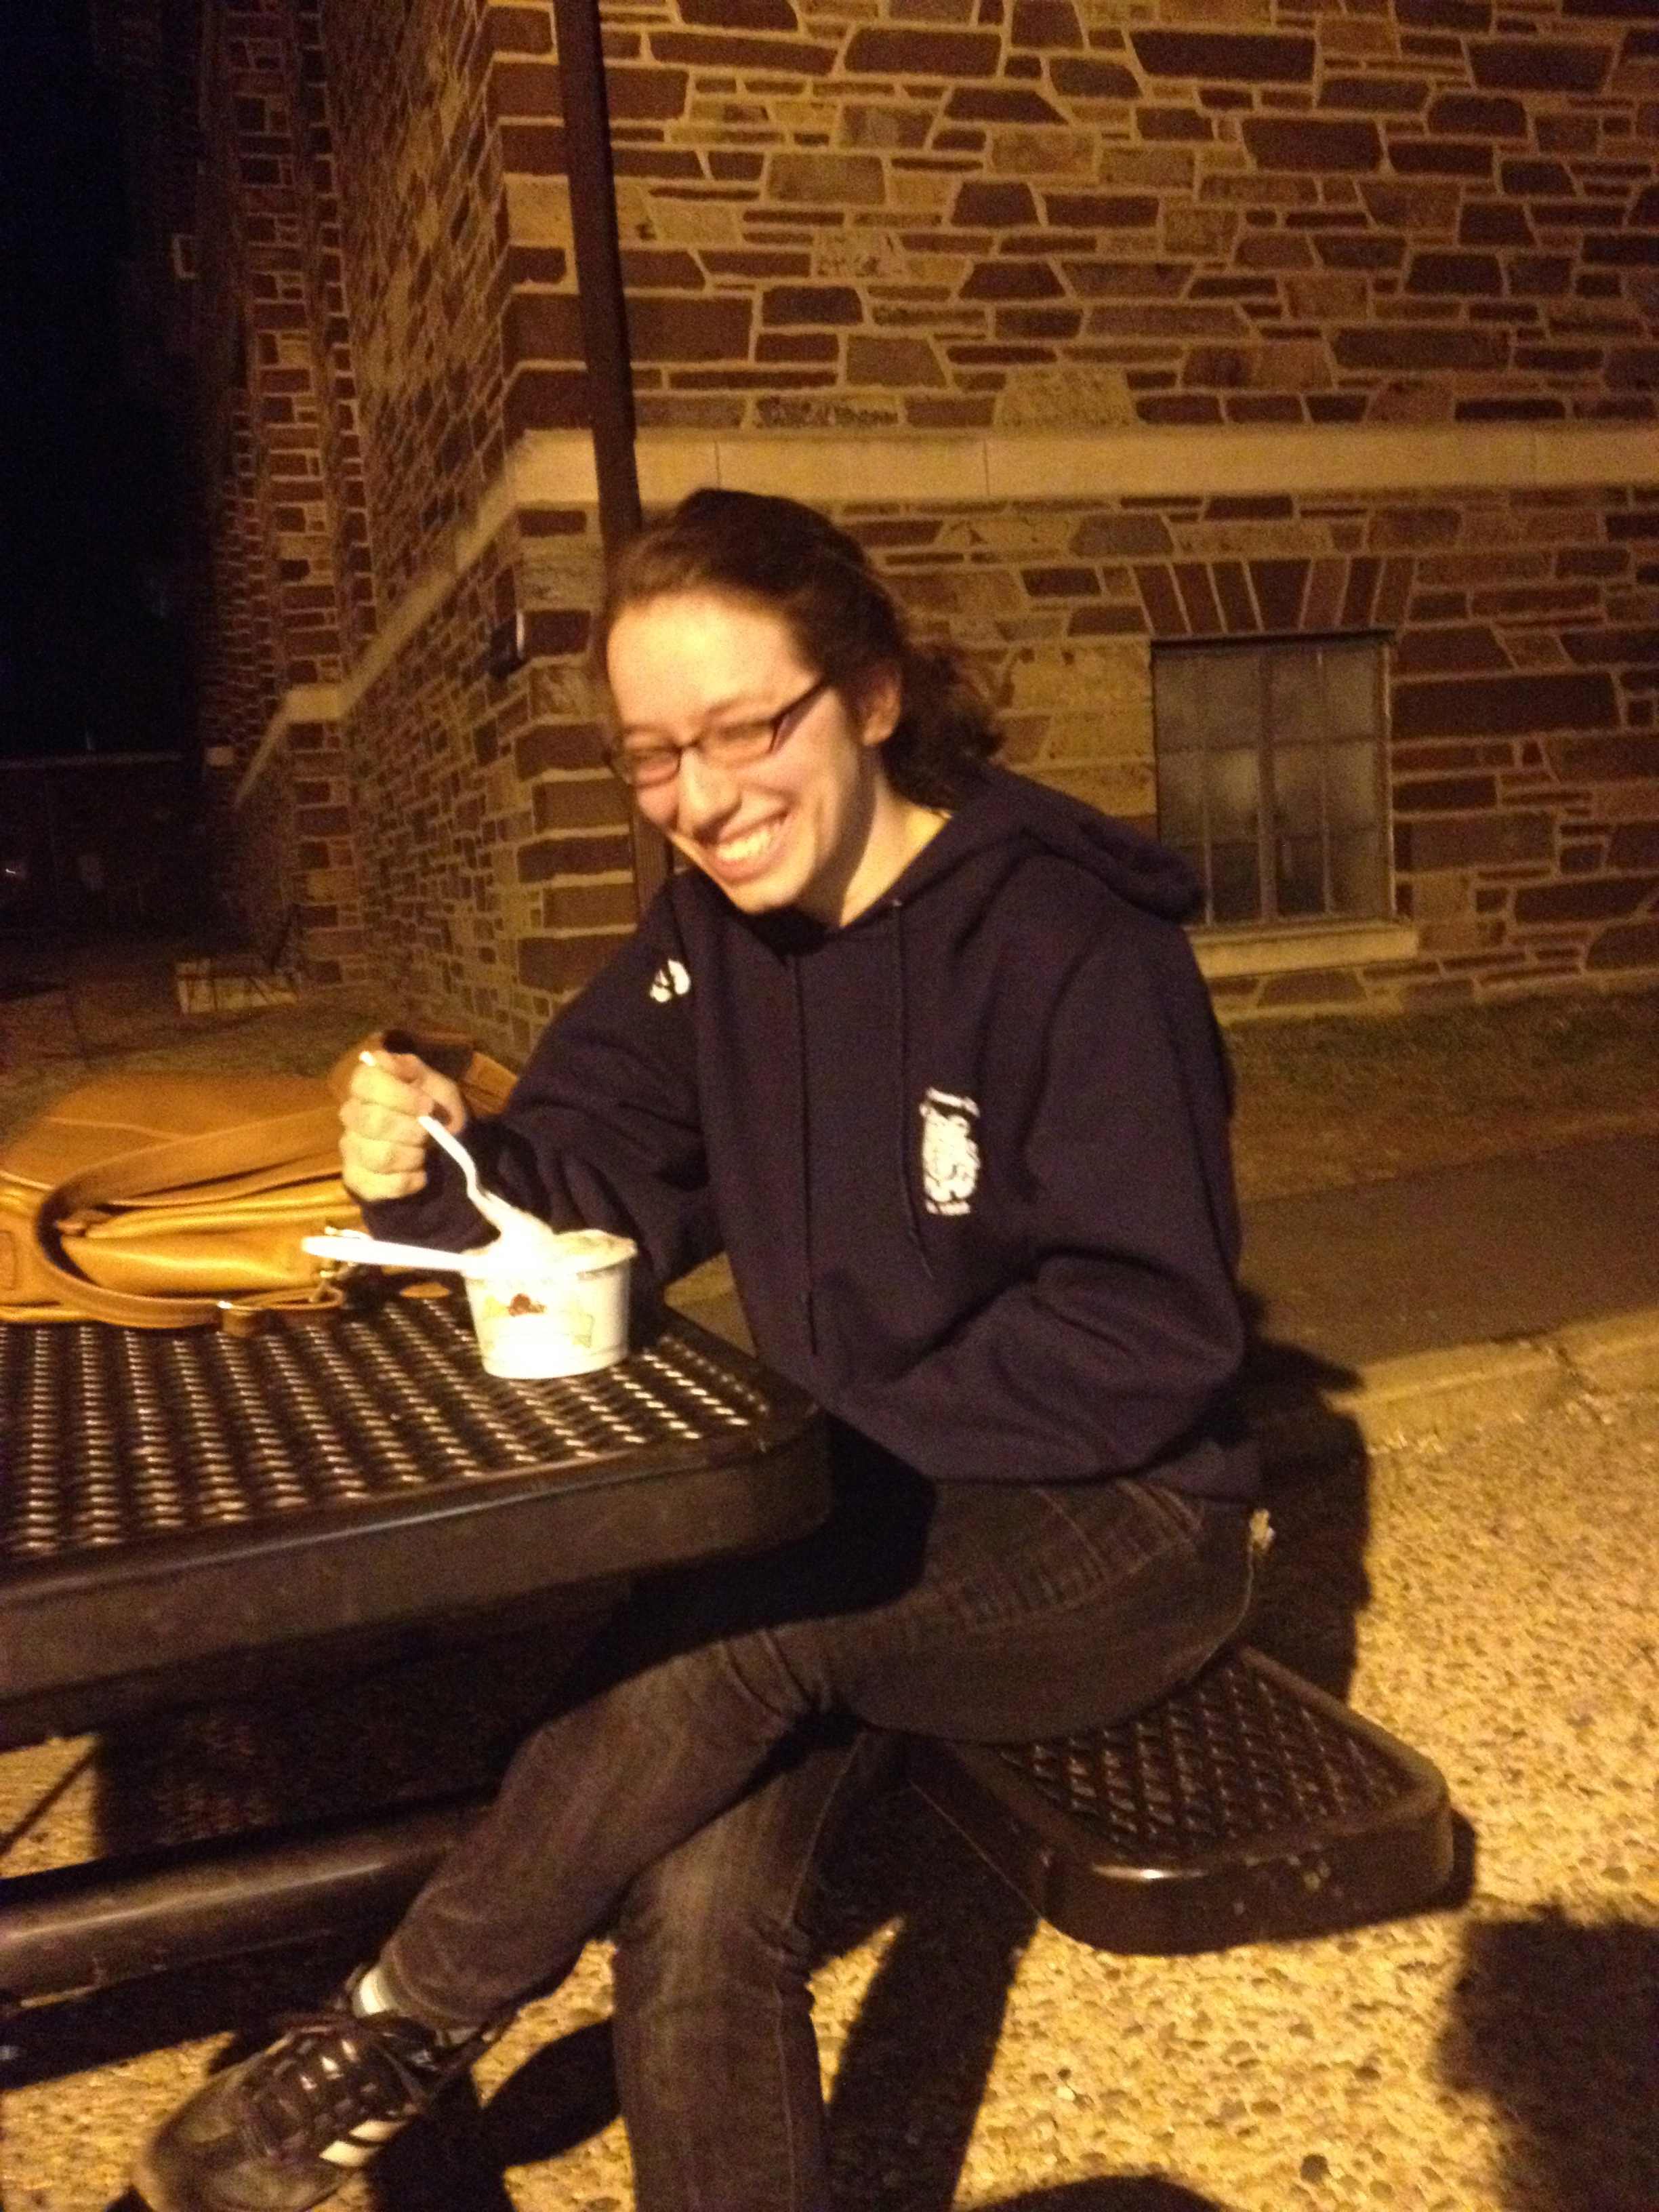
[649,958,691,1004]
[920,1088,981,1216]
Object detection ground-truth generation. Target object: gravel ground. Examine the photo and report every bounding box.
[1,1383,1653,2212]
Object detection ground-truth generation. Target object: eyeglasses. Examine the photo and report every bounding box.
[607,676,833,791]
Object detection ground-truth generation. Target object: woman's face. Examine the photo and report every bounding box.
[606,590,911,926]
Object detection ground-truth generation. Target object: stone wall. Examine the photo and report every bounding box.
[161,0,1659,1042]
[316,474,1653,1045]
[230,716,369,983]
[871,477,1657,1013]
[495,0,1659,438]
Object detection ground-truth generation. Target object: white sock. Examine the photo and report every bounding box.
[350,1963,399,2017]
[352,1960,486,2046]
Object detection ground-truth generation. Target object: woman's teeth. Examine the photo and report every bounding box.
[712,818,783,865]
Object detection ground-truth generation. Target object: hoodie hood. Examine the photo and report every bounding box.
[741,763,1200,966]
[881,763,1202,924]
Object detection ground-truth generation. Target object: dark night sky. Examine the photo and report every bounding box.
[0,0,190,760]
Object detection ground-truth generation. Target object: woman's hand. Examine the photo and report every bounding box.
[340,1048,468,1202]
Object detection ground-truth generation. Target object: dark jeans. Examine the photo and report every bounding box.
[380,1437,1254,2211]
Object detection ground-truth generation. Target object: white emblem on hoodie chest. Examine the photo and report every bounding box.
[920,1088,981,1216]
[649,958,691,1004]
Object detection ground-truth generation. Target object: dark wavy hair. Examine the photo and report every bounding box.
[589,488,1002,806]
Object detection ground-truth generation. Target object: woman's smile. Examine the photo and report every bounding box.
[606,590,941,926]
[703,813,788,876]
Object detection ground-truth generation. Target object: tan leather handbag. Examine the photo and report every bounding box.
[0,1031,516,1328]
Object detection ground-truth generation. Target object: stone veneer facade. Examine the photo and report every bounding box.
[131,0,1658,1048]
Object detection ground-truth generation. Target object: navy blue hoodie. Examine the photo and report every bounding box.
[369,767,1257,1502]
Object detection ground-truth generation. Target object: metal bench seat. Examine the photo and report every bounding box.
[908,1644,1453,1952]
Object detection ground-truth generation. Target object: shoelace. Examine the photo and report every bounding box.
[237,2007,451,2159]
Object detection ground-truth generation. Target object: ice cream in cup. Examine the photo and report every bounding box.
[462,1227,637,1378]
[405,1112,636,1377]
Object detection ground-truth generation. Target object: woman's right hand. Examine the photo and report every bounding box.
[340,1048,468,1202]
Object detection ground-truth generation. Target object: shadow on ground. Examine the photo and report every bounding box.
[1237,1294,1370,1701]
[63,1782,1216,2212]
[1436,1910,1659,2212]
[366,1784,1237,2211]
[988,2188,1223,2210]
[348,1780,1043,2211]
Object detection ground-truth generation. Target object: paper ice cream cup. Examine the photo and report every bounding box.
[462,1228,637,1378]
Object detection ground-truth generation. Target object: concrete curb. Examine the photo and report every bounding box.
[1254,1303,1659,1459]
[1555,1306,1659,1395]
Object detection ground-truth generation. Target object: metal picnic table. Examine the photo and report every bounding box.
[0,1284,1454,2007]
[0,1291,830,1997]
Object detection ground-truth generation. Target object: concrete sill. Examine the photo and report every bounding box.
[1191,920,1418,980]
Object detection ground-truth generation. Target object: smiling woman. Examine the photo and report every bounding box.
[136,489,1261,2212]
[592,487,1001,796]
[605,592,933,924]
[590,487,1006,924]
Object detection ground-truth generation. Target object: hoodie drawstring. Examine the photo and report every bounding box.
[790,950,818,1355]
[893,902,933,1275]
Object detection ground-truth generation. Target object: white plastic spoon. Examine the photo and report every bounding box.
[302,1231,477,1274]
[418,1112,520,1235]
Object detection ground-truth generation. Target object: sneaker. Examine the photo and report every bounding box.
[132,1971,501,2212]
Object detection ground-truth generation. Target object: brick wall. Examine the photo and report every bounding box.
[846,480,1657,1013]
[323,0,544,600]
[334,508,638,1053]
[205,0,352,692]
[197,385,284,778]
[232,716,369,981]
[495,0,1659,438]
[191,0,373,972]
[163,0,1659,1044]
[289,0,378,668]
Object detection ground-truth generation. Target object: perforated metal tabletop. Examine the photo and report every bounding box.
[0,1296,828,1742]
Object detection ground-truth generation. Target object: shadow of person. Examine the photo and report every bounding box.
[73,1292,1389,2209]
[1236,1286,1372,1700]
[357,1774,1242,2212]
[471,2019,622,2169]
[367,2074,519,2212]
[356,1773,1036,2212]
[393,1766,1235,2212]
[821,1780,1038,2211]
[1436,1910,1659,2212]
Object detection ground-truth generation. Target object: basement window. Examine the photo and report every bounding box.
[1153,636,1390,930]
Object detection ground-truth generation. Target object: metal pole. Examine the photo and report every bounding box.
[552,0,640,556]
[550,0,668,907]
[0,1797,482,2002]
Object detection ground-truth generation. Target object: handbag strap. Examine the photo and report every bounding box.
[30,1105,348,1329]
[101,1150,346,1212]
[57,1105,346,1206]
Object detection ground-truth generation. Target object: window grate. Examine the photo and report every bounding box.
[1154,636,1389,930]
